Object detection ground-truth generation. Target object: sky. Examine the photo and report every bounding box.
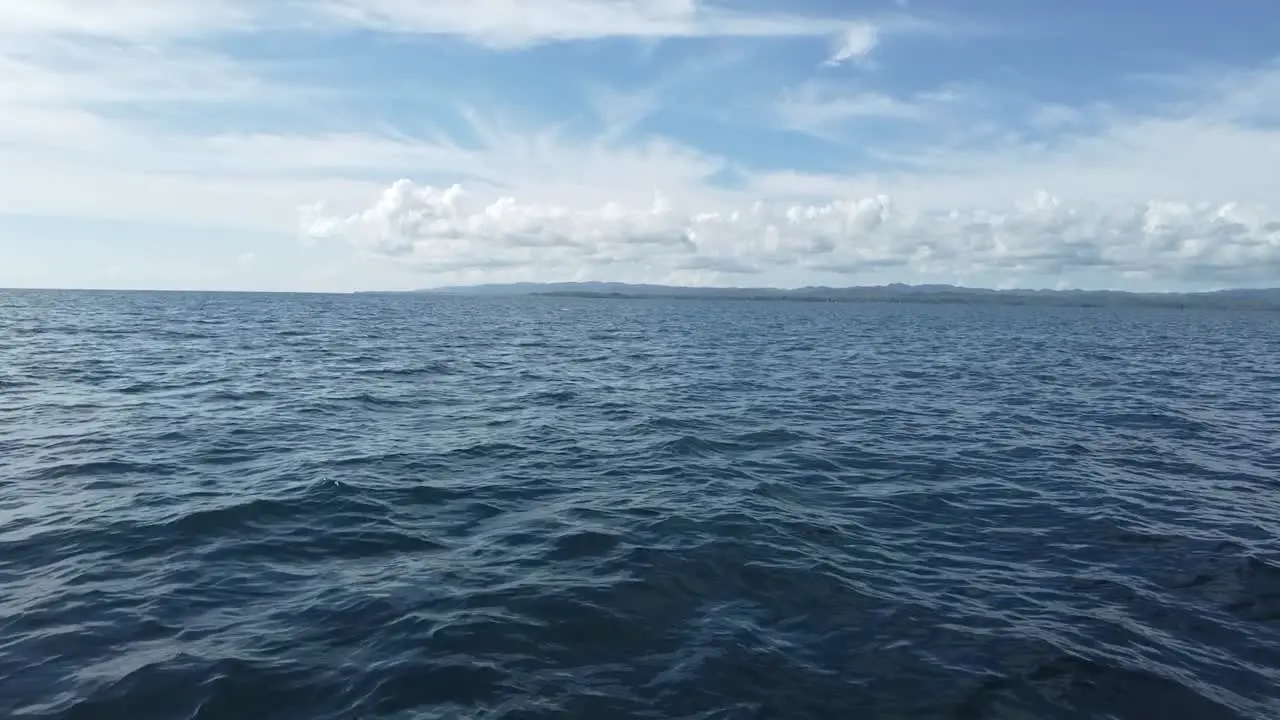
[2,0,1280,293]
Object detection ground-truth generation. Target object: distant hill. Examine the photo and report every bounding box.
[417,281,681,296]
[412,281,1280,310]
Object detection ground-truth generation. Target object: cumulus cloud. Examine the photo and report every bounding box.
[303,180,1280,288]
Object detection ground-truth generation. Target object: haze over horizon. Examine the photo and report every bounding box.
[3,1,1280,293]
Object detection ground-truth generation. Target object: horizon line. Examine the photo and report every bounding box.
[3,280,1279,296]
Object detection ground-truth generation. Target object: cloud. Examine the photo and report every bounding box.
[769,79,973,149]
[0,0,249,40]
[0,12,372,234]
[0,3,310,167]
[0,0,952,52]
[0,0,953,54]
[0,108,736,238]
[0,0,936,237]
[758,61,1280,212]
[4,0,1278,294]
[0,3,734,234]
[774,80,945,138]
[0,38,275,120]
[312,0,882,48]
[586,84,665,143]
[303,180,1280,289]
[823,24,879,66]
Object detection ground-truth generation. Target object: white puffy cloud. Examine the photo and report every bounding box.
[303,180,1280,288]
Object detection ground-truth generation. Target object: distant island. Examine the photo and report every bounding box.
[395,282,1280,310]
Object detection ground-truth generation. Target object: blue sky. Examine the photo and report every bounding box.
[2,0,1279,292]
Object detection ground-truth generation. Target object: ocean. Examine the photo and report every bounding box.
[2,289,1278,719]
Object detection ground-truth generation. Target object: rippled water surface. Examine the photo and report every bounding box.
[3,289,1280,719]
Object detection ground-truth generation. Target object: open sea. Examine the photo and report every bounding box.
[2,288,1279,720]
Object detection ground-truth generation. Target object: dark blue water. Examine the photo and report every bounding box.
[2,289,1279,719]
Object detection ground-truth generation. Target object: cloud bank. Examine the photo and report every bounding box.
[303,181,1280,288]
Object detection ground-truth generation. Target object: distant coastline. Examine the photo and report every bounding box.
[403,281,1280,310]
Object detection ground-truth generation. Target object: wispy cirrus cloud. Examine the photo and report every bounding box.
[0,39,273,118]
[769,78,974,152]
[0,0,254,40]
[822,24,878,66]
[776,81,934,132]
[0,0,942,50]
[312,0,888,49]
[759,56,1280,209]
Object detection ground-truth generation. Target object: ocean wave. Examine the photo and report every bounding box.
[1,290,1279,719]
